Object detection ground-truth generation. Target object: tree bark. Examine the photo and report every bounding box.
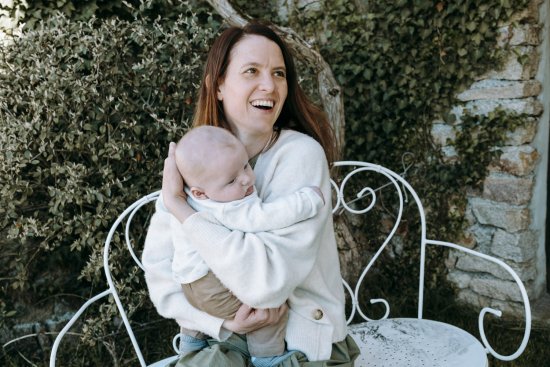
[205,0,345,151]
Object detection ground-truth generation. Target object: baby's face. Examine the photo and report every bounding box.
[198,144,256,202]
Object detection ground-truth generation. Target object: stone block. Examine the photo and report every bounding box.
[431,123,456,146]
[447,270,472,289]
[498,23,541,46]
[470,198,530,232]
[483,46,539,80]
[455,253,536,282]
[504,120,537,145]
[509,24,541,46]
[470,276,525,302]
[505,0,543,24]
[441,146,458,162]
[468,223,495,250]
[464,205,476,225]
[489,146,539,176]
[459,230,477,249]
[482,172,534,205]
[456,289,488,308]
[461,98,543,117]
[457,80,541,101]
[466,185,483,199]
[491,229,537,262]
[445,251,459,269]
[457,294,525,318]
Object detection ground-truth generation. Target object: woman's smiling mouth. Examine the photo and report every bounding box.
[251,99,274,110]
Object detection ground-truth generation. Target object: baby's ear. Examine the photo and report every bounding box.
[190,187,208,200]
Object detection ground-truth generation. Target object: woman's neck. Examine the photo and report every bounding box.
[239,131,275,159]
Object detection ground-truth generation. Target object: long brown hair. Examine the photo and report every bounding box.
[192,22,338,163]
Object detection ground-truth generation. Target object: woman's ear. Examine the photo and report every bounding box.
[205,74,223,101]
[190,186,209,200]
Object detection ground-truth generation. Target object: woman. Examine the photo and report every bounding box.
[142,21,359,366]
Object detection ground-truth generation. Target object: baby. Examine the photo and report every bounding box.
[171,126,325,367]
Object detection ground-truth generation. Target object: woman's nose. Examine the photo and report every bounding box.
[258,73,275,92]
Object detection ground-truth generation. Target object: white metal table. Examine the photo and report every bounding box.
[348,318,488,367]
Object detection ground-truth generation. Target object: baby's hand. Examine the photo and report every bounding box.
[162,142,195,222]
[308,186,324,205]
[163,143,186,202]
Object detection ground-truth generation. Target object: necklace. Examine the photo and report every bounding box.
[249,130,275,168]
[259,130,275,154]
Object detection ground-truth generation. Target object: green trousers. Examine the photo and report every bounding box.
[171,333,360,367]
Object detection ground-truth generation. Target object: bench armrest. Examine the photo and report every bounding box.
[427,239,531,361]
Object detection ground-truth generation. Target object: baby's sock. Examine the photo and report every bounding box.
[251,350,297,367]
[178,334,208,354]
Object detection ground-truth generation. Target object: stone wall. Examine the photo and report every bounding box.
[432,0,548,316]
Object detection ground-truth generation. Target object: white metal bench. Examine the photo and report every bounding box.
[49,161,531,366]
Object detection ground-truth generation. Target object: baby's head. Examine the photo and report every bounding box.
[175,126,256,203]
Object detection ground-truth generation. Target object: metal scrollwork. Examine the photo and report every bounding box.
[333,160,531,361]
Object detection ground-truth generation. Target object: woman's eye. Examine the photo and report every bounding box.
[245,68,257,74]
[274,70,286,78]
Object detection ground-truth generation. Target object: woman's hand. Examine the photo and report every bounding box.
[222,303,288,334]
[162,142,195,223]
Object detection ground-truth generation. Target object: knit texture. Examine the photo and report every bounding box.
[143,130,347,360]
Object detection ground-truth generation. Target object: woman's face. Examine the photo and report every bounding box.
[217,35,288,139]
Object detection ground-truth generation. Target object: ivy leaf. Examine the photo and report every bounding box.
[466,22,477,32]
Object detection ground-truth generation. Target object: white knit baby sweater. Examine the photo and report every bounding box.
[142,129,348,361]
[172,186,324,284]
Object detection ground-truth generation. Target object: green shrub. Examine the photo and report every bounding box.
[0,0,202,31]
[0,6,219,362]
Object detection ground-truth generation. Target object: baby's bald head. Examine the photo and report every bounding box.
[175,126,242,187]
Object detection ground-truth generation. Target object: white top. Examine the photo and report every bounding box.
[142,129,348,361]
[171,187,324,284]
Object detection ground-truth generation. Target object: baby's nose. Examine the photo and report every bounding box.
[241,175,253,186]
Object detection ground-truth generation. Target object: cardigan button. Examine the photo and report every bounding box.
[313,309,324,320]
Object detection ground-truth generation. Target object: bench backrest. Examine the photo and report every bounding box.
[50,161,531,366]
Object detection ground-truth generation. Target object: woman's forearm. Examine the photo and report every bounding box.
[142,206,227,339]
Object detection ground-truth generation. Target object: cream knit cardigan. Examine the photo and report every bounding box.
[172,186,324,285]
[142,129,348,361]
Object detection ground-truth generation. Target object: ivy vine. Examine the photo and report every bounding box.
[233,0,532,294]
